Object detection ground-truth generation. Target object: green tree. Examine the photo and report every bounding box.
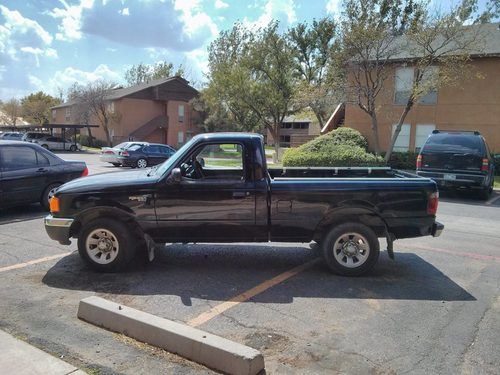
[288,17,343,128]
[21,91,61,125]
[1,98,22,126]
[124,61,185,86]
[208,22,297,159]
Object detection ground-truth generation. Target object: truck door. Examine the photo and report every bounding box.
[154,141,260,242]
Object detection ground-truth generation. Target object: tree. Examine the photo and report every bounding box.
[71,80,120,147]
[1,98,22,126]
[21,91,61,125]
[67,83,95,146]
[124,61,184,86]
[288,17,343,127]
[207,22,297,159]
[385,0,493,162]
[340,0,425,155]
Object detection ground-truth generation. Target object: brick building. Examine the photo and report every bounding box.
[51,76,200,148]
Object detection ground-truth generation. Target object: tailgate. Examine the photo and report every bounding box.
[421,152,483,172]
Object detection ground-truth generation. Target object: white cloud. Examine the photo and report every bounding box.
[174,0,218,39]
[325,0,341,15]
[244,0,297,29]
[215,0,229,9]
[47,0,94,41]
[0,5,52,45]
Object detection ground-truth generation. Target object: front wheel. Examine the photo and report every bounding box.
[41,144,49,150]
[78,218,137,272]
[41,183,61,210]
[321,223,380,276]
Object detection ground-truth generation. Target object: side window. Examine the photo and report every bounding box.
[37,151,50,166]
[180,143,244,180]
[1,146,38,171]
[146,145,159,153]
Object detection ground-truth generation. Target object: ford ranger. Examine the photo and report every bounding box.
[45,133,443,276]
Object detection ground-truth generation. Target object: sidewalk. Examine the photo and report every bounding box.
[0,330,85,375]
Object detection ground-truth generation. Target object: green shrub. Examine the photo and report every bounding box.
[299,127,368,153]
[386,151,418,170]
[76,134,107,148]
[282,127,382,167]
[283,144,384,167]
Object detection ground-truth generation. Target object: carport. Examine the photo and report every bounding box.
[1,123,99,149]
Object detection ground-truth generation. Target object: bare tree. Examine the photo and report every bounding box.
[1,98,22,126]
[386,2,490,162]
[71,80,120,147]
[341,0,425,155]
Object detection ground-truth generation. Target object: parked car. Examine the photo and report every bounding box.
[45,133,443,275]
[117,143,176,168]
[100,141,149,167]
[0,132,23,140]
[416,130,495,199]
[33,136,81,152]
[0,141,88,210]
[22,132,51,143]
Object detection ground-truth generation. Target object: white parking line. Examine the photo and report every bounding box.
[0,252,72,273]
[485,193,500,206]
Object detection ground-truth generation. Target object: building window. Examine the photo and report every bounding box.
[178,104,185,123]
[415,124,436,151]
[394,67,414,105]
[186,131,194,141]
[52,109,56,121]
[391,124,411,152]
[418,66,438,105]
[178,131,184,145]
[279,135,291,148]
[281,122,292,129]
[65,107,71,122]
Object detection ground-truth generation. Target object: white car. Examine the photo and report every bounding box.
[0,132,24,140]
[34,136,81,151]
[100,141,148,166]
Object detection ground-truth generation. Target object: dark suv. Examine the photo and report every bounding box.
[416,130,495,199]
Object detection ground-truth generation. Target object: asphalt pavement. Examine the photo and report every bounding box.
[0,152,499,374]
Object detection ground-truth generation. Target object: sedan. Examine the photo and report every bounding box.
[34,136,81,151]
[100,141,149,166]
[0,132,23,140]
[118,143,176,168]
[0,141,88,210]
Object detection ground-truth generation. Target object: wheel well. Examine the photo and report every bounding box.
[313,211,388,242]
[70,206,143,240]
[40,182,63,200]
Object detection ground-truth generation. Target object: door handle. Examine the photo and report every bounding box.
[232,191,250,199]
[36,168,48,173]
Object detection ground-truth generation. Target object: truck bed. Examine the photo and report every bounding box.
[268,166,419,179]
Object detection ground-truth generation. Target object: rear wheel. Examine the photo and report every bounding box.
[321,223,380,276]
[479,186,492,200]
[136,158,148,168]
[69,145,77,152]
[41,183,61,210]
[78,218,137,272]
[41,144,49,150]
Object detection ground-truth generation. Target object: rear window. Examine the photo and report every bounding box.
[422,134,484,155]
[127,144,143,151]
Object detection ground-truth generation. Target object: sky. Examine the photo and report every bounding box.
[0,0,494,101]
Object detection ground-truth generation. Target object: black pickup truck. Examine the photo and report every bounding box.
[45,133,443,276]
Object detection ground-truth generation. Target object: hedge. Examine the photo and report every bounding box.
[299,127,368,154]
[283,145,384,167]
[386,151,418,170]
[76,134,108,148]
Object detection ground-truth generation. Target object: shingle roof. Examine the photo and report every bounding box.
[386,22,500,62]
[52,76,194,109]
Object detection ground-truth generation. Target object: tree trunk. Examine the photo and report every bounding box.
[87,126,94,147]
[273,123,281,162]
[369,113,381,156]
[385,100,414,163]
[103,118,112,147]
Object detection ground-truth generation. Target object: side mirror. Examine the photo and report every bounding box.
[169,167,182,184]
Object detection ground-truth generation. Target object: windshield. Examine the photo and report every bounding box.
[154,137,198,177]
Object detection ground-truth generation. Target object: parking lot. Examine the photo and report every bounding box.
[1,151,499,374]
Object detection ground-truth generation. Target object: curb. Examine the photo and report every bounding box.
[77,296,265,375]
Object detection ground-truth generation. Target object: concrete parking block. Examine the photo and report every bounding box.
[77,296,265,375]
[0,329,78,375]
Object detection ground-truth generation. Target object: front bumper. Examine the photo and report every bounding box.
[45,215,74,245]
[431,222,444,237]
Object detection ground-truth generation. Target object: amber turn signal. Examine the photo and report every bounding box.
[49,196,60,213]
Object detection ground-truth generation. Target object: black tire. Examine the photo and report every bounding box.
[77,218,138,272]
[321,222,380,276]
[136,158,148,168]
[479,186,492,200]
[41,144,49,150]
[111,163,121,167]
[41,183,61,211]
[69,145,77,152]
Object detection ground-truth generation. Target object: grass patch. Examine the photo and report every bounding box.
[494,176,500,189]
